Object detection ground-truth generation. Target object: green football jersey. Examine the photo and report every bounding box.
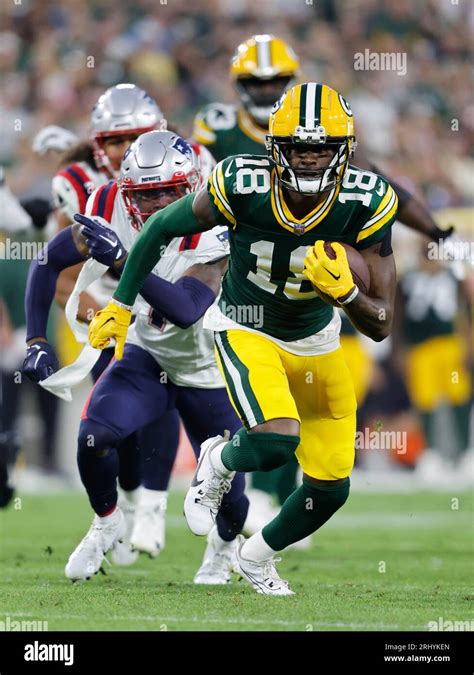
[207,154,398,341]
[401,268,459,345]
[193,103,266,162]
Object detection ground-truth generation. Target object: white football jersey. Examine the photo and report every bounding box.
[52,161,109,222]
[82,181,229,388]
[52,161,112,306]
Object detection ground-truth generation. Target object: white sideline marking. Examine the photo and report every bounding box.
[1,612,418,629]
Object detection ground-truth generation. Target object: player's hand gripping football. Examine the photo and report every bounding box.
[303,240,356,303]
[88,301,132,360]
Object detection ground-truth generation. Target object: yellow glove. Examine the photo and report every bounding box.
[88,301,132,360]
[303,240,356,302]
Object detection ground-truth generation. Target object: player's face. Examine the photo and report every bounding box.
[284,144,336,179]
[135,185,188,219]
[240,76,291,109]
[103,135,139,171]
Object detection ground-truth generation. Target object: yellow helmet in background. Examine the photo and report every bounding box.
[267,82,357,194]
[230,35,300,126]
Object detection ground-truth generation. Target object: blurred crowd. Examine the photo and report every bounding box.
[0,0,472,486]
[1,0,473,208]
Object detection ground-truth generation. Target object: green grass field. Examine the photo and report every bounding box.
[1,490,472,631]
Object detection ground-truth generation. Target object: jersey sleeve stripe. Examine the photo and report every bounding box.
[215,164,232,212]
[70,163,92,186]
[93,181,117,221]
[192,118,216,145]
[58,167,89,213]
[208,166,236,227]
[103,183,118,222]
[90,185,104,215]
[356,192,398,242]
[362,188,397,230]
[179,233,202,251]
[361,185,396,229]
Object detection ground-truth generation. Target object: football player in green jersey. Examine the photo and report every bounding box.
[193,35,299,162]
[88,82,398,594]
[193,34,456,528]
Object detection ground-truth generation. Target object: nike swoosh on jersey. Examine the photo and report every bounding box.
[376,181,385,196]
[224,161,234,178]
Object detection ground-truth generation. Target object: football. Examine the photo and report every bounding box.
[312,241,370,306]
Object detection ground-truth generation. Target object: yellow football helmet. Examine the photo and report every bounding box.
[267,82,357,195]
[230,35,300,126]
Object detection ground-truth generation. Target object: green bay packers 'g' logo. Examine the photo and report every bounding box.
[271,93,286,115]
[338,94,353,116]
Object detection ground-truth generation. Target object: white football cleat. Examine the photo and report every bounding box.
[193,525,237,585]
[242,489,279,536]
[130,493,167,558]
[232,535,294,596]
[65,507,126,581]
[110,499,139,566]
[184,435,234,536]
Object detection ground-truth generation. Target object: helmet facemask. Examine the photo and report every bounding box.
[267,132,356,195]
[121,175,197,231]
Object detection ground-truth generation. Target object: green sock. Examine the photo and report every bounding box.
[452,403,472,454]
[262,477,350,550]
[276,455,299,504]
[221,428,300,472]
[251,469,279,496]
[251,456,298,504]
[420,411,437,449]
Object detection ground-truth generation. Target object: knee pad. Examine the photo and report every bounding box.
[78,419,121,457]
[247,431,300,472]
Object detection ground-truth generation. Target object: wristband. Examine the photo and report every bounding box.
[338,286,359,306]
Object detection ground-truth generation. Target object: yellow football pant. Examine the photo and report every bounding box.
[340,335,374,405]
[407,334,471,412]
[214,330,357,481]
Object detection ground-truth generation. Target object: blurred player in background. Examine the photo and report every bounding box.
[395,244,472,479]
[51,83,166,322]
[0,170,56,507]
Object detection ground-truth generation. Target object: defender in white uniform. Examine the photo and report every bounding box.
[55,131,249,583]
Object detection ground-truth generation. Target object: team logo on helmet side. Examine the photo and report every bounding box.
[172,137,193,161]
[338,94,353,116]
[271,94,285,115]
